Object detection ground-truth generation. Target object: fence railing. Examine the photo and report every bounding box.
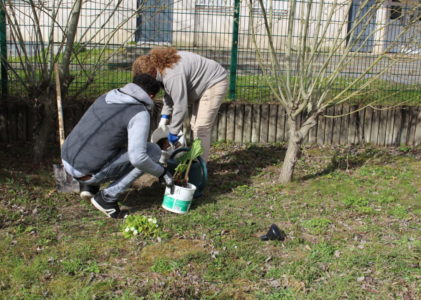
[0,0,420,103]
[1,102,420,146]
[211,103,421,146]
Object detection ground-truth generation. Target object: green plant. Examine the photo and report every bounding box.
[150,258,179,274]
[302,218,332,235]
[309,242,336,262]
[173,139,204,185]
[357,206,376,214]
[389,205,408,219]
[399,146,411,153]
[122,215,161,239]
[233,185,255,198]
[62,258,100,275]
[343,196,369,208]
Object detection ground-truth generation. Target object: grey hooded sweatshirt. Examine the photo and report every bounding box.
[157,51,227,135]
[62,83,164,178]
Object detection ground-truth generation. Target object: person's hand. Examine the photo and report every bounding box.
[158,114,170,129]
[168,132,180,145]
[159,168,174,194]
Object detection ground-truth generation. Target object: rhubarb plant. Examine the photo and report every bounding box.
[173,139,204,186]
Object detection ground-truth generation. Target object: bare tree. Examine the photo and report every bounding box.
[0,0,171,162]
[248,0,421,183]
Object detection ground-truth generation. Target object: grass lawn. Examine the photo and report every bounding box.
[7,69,421,105]
[0,142,420,299]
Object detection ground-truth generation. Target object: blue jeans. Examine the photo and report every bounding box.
[80,143,161,203]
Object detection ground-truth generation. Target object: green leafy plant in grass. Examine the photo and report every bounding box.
[343,196,376,214]
[173,139,204,186]
[374,192,397,204]
[389,205,408,219]
[150,258,180,274]
[399,146,411,153]
[309,242,336,262]
[343,196,369,208]
[302,218,332,235]
[62,258,100,275]
[122,215,161,239]
[357,206,376,214]
[233,185,255,198]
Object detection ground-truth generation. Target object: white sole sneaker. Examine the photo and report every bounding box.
[80,191,93,201]
[90,197,118,218]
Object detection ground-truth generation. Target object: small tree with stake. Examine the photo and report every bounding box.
[248,0,421,183]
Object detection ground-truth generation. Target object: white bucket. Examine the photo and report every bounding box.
[151,126,186,146]
[151,126,169,144]
[162,183,196,214]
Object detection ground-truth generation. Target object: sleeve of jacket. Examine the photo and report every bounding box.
[164,74,188,135]
[127,111,164,177]
[160,93,173,116]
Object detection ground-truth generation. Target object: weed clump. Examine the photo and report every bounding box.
[302,218,332,235]
[122,215,161,239]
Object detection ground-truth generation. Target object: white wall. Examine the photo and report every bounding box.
[8,0,137,45]
[8,0,419,53]
[171,0,351,50]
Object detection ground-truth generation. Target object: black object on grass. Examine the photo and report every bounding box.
[260,224,287,241]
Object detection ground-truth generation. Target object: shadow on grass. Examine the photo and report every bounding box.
[190,144,286,209]
[123,182,166,214]
[300,146,383,181]
[121,144,286,214]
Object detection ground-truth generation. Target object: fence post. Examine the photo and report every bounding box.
[229,0,240,100]
[0,0,7,98]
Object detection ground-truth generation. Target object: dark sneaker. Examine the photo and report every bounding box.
[90,192,123,219]
[79,183,100,201]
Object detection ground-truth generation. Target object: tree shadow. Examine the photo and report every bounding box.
[300,147,381,181]
[121,181,166,214]
[188,144,286,209]
[121,145,384,214]
[121,144,286,214]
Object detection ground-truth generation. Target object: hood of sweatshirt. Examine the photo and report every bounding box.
[105,83,154,111]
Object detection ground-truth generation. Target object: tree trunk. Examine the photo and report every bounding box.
[279,114,317,183]
[279,123,302,183]
[60,0,83,95]
[32,93,55,163]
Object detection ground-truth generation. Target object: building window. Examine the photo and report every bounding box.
[390,6,402,20]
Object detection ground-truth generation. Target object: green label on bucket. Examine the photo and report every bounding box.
[163,195,191,213]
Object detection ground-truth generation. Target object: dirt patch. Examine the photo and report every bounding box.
[218,278,259,299]
[133,174,158,189]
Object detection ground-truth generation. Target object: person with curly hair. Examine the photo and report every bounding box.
[132,47,228,162]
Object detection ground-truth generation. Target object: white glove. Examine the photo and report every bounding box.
[177,133,186,148]
[158,115,170,129]
[159,150,171,164]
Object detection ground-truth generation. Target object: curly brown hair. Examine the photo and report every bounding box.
[132,47,181,77]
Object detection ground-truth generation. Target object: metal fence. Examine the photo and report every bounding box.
[0,0,421,103]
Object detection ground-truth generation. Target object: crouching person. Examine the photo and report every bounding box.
[61,74,174,218]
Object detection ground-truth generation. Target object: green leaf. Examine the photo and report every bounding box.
[173,139,204,182]
[189,139,204,161]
